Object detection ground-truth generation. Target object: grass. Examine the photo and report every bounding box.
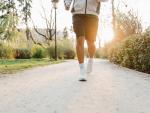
[0,59,63,74]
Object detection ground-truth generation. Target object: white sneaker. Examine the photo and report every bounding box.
[87,59,93,74]
[79,75,87,81]
[78,64,87,81]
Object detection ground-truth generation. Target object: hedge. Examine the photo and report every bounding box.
[108,33,150,74]
[14,48,31,59]
[31,45,46,58]
[0,44,14,59]
[47,39,75,59]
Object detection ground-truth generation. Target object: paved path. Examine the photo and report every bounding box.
[0,59,150,113]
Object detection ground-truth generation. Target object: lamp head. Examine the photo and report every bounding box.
[51,0,59,9]
[51,0,59,3]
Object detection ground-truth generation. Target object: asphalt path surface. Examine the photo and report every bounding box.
[0,59,150,113]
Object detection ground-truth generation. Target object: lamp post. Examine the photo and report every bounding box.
[51,0,59,60]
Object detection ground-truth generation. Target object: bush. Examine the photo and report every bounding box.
[64,49,75,59]
[47,39,75,59]
[0,44,14,59]
[95,49,101,58]
[94,47,108,59]
[32,45,46,58]
[47,42,63,59]
[108,42,124,64]
[47,44,55,59]
[14,48,31,59]
[108,33,150,74]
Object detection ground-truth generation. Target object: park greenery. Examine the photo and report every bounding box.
[0,0,75,73]
[0,0,150,74]
[99,9,150,74]
[0,59,63,74]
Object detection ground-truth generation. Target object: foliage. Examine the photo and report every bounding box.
[114,10,142,41]
[108,32,150,74]
[95,47,108,59]
[0,0,19,40]
[14,48,31,59]
[17,0,32,21]
[17,0,32,45]
[85,47,108,59]
[59,39,75,59]
[47,39,75,59]
[95,49,101,58]
[64,49,75,59]
[0,43,14,59]
[0,59,62,74]
[31,45,46,58]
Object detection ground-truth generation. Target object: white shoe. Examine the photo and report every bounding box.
[78,73,87,81]
[78,66,87,81]
[87,59,93,74]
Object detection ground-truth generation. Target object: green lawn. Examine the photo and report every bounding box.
[0,59,63,74]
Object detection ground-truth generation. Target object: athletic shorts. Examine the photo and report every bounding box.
[72,14,99,41]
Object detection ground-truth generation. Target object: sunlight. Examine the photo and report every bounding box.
[101,28,114,42]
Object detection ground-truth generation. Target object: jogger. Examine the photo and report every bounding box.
[64,0,108,81]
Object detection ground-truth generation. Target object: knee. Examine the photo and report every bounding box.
[87,41,95,48]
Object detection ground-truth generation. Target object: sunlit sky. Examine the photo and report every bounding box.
[30,0,150,46]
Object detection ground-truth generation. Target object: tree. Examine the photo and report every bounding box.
[0,0,18,41]
[145,26,150,32]
[111,0,142,42]
[114,10,142,41]
[17,0,32,47]
[31,1,55,47]
[111,0,116,34]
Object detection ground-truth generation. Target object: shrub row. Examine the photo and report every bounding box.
[0,39,75,60]
[95,47,108,59]
[108,33,150,74]
[0,44,14,59]
[84,47,108,59]
[47,39,75,59]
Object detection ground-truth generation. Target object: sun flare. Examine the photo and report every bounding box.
[100,28,114,42]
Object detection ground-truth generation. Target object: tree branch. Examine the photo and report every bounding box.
[31,18,48,40]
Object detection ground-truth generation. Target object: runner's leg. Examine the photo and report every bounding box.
[73,14,87,81]
[76,36,85,64]
[87,40,96,58]
[85,15,99,73]
[86,40,95,73]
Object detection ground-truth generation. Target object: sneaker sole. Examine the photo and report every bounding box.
[79,79,87,82]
